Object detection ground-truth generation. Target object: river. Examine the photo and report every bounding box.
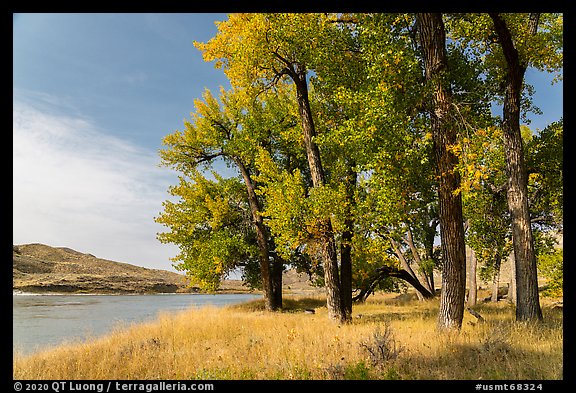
[13,293,260,355]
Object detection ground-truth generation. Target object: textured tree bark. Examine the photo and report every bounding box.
[292,66,347,323]
[234,158,281,311]
[489,13,543,321]
[417,13,467,330]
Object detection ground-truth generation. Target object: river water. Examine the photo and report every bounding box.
[13,293,260,355]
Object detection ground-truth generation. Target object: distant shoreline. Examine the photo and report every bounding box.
[12,285,258,297]
[12,243,261,296]
[12,290,257,296]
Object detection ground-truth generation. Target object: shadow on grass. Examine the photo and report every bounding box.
[356,299,563,327]
[389,334,563,380]
[356,309,437,324]
[230,296,327,313]
[360,301,563,380]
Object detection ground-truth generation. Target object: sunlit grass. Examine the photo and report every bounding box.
[13,292,562,380]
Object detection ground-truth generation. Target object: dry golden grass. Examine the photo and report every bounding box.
[13,293,563,380]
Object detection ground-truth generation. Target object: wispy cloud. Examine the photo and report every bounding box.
[13,100,180,270]
[121,70,149,85]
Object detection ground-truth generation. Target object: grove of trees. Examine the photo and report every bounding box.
[155,13,562,330]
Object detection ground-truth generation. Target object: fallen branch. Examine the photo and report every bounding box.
[466,307,485,323]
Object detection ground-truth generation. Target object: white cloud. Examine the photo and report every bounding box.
[13,101,180,271]
[121,70,149,85]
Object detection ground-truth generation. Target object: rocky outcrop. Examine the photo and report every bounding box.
[12,243,191,294]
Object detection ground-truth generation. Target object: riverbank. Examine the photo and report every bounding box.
[13,292,563,380]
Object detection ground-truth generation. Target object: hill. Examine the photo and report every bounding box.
[12,243,192,294]
[12,243,318,295]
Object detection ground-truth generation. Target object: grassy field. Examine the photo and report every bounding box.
[13,292,563,380]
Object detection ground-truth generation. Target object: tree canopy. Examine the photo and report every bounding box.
[157,12,562,328]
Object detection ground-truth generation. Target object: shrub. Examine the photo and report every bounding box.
[360,323,404,366]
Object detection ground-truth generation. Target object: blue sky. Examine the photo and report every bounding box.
[13,13,563,272]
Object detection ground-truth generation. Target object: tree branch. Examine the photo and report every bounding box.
[489,181,508,195]
[488,13,526,72]
[191,150,225,165]
[353,263,435,302]
[328,18,359,26]
[175,147,225,167]
[389,237,419,282]
[210,119,232,140]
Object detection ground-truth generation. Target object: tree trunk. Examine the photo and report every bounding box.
[405,228,435,294]
[491,272,500,302]
[390,238,424,301]
[508,249,517,305]
[234,158,281,311]
[425,218,439,293]
[489,13,543,322]
[491,252,502,302]
[427,270,435,296]
[291,65,347,323]
[390,239,420,282]
[389,238,435,299]
[491,264,500,303]
[339,163,356,319]
[271,253,284,309]
[467,246,477,307]
[417,13,467,330]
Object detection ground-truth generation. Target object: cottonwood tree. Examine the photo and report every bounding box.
[459,122,562,304]
[416,13,468,330]
[351,116,439,302]
[157,85,304,311]
[306,14,368,318]
[196,13,356,322]
[312,13,441,303]
[166,12,563,328]
[449,12,562,322]
[450,117,562,308]
[488,13,544,321]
